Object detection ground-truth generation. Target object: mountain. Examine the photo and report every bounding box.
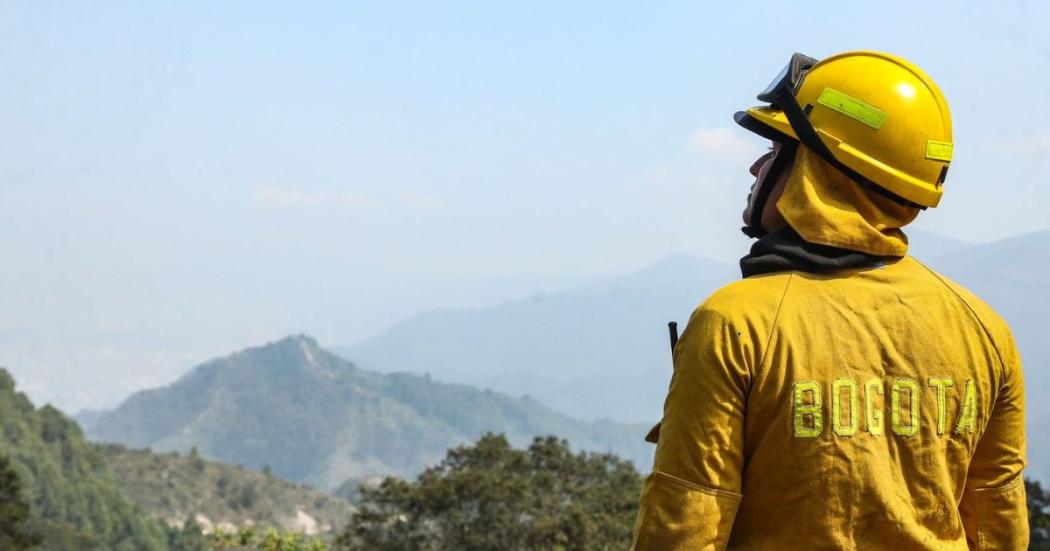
[84,336,651,491]
[339,254,737,422]
[0,368,177,550]
[100,444,352,536]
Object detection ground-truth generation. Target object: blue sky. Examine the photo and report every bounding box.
[1,1,1048,409]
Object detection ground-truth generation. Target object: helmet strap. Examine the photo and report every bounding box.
[741,141,797,239]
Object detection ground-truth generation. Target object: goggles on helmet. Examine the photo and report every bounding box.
[736,52,925,212]
[758,52,819,104]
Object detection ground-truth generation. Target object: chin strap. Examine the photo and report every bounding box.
[741,141,798,238]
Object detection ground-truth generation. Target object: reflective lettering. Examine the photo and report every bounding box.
[788,375,979,440]
[927,377,954,435]
[891,379,920,437]
[793,381,822,438]
[864,378,884,436]
[832,378,858,437]
[955,379,977,434]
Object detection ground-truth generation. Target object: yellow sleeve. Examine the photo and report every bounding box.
[631,306,750,550]
[958,324,1028,550]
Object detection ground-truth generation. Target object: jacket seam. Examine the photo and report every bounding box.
[652,470,743,500]
[756,272,795,375]
[974,472,1024,495]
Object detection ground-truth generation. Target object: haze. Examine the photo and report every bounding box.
[1,1,1047,410]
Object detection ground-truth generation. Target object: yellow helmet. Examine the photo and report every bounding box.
[735,51,953,208]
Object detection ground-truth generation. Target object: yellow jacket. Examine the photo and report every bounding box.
[633,149,1027,549]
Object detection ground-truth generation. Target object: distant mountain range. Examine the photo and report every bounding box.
[338,230,1050,481]
[82,336,651,490]
[339,254,736,423]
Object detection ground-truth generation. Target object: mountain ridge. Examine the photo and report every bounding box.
[85,336,651,491]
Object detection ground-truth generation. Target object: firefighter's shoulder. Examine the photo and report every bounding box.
[680,271,795,343]
[908,258,1016,359]
[689,271,794,323]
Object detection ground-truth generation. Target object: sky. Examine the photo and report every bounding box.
[1,0,1048,411]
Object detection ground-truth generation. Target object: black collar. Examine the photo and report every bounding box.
[740,226,893,278]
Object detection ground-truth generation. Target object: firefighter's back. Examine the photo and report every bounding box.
[718,256,1025,549]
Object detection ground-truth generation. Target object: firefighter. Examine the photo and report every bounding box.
[632,51,1027,549]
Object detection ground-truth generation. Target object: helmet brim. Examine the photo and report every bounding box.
[734,108,798,143]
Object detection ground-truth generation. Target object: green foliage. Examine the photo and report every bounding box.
[210,527,328,551]
[167,517,210,551]
[336,433,642,551]
[0,368,175,550]
[331,477,381,507]
[190,447,206,473]
[1030,479,1050,550]
[238,484,258,510]
[0,453,40,549]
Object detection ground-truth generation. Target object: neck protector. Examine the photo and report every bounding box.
[778,147,919,257]
[740,225,888,278]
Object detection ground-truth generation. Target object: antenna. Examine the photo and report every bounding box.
[667,321,679,355]
[645,321,680,445]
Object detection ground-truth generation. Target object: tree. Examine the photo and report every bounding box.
[190,447,205,473]
[167,516,209,551]
[335,433,642,551]
[0,453,41,549]
[210,527,327,550]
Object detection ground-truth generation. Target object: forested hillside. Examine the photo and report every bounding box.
[4,363,1050,550]
[102,445,352,536]
[0,369,181,549]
